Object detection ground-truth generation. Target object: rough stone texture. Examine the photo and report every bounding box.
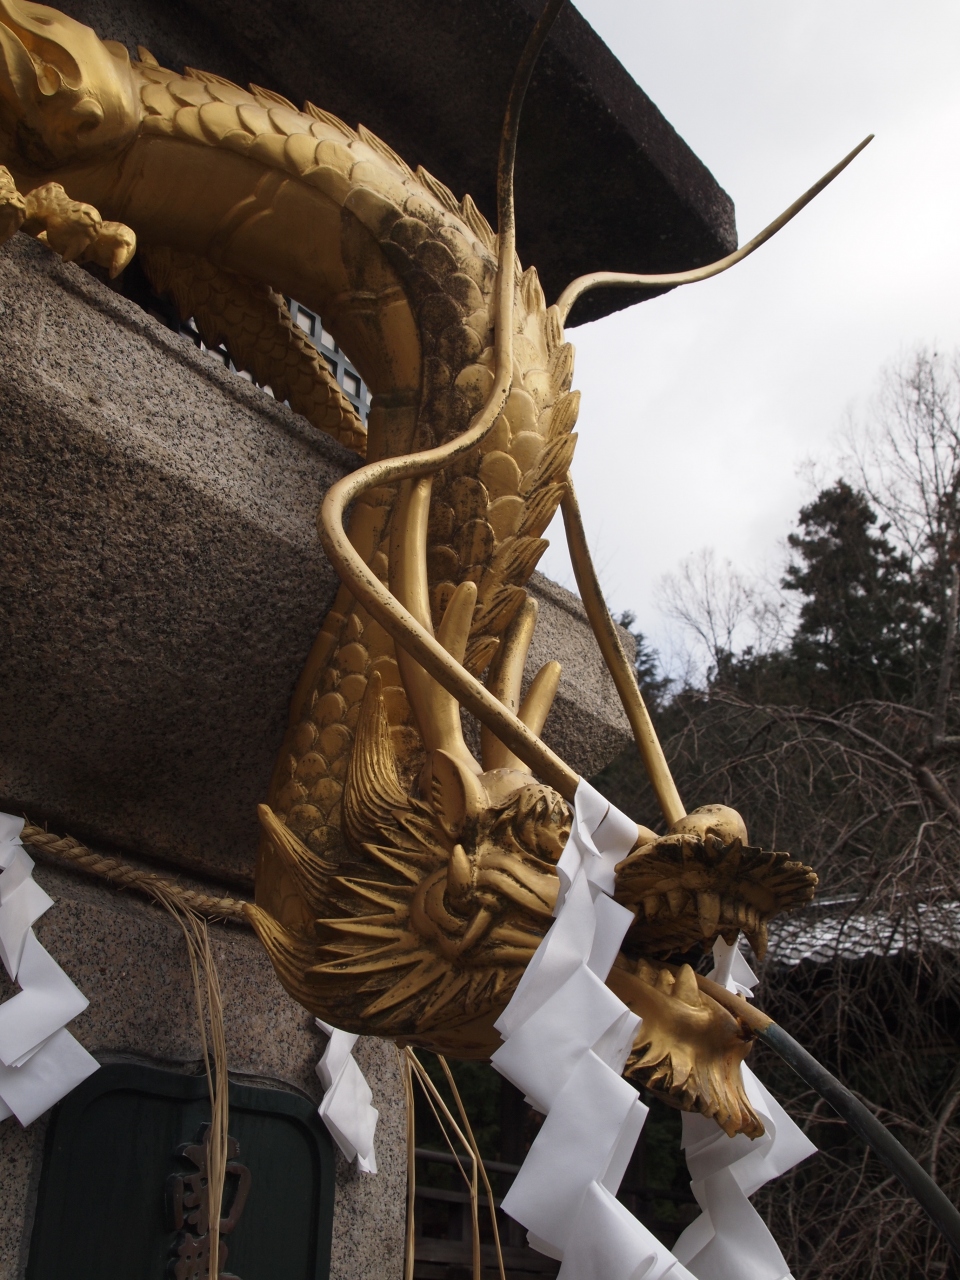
[0,234,355,886]
[0,860,407,1280]
[526,572,635,780]
[52,0,736,327]
[0,234,634,887]
[0,1115,39,1280]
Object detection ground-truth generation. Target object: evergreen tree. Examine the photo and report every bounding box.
[617,611,670,711]
[782,480,919,704]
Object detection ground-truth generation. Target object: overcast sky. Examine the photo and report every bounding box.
[538,0,960,654]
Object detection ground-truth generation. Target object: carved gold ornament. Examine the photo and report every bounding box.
[1,0,868,1137]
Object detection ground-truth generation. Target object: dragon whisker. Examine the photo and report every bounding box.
[554,134,874,324]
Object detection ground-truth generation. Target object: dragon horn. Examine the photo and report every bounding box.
[481,598,538,771]
[436,580,477,665]
[388,475,481,774]
[518,660,561,738]
[481,598,560,772]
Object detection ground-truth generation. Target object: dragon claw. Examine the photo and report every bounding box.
[24,183,101,260]
[14,181,137,276]
[85,220,137,277]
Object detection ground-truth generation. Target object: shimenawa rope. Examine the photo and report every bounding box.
[19,821,251,924]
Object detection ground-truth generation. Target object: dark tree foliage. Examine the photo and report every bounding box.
[781,480,920,705]
[708,481,927,709]
[593,686,960,1279]
[618,610,672,712]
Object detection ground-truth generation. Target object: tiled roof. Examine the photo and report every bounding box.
[766,899,960,967]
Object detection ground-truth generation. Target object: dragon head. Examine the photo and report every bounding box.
[248,671,571,1057]
[0,1,139,170]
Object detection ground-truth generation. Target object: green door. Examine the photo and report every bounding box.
[26,1063,335,1280]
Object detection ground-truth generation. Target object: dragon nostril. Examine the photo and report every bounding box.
[74,97,102,132]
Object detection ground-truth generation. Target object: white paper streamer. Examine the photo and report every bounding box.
[671,941,817,1280]
[0,814,98,1125]
[492,780,696,1280]
[491,783,815,1280]
[315,1019,379,1173]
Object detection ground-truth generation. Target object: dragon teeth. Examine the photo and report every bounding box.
[666,888,686,917]
[697,891,721,937]
[672,963,701,1008]
[745,919,769,959]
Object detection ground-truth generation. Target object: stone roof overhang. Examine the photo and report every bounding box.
[135,0,738,326]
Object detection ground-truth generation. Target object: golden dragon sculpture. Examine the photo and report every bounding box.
[0,0,867,1138]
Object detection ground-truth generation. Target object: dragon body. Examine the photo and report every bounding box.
[0,1,817,1137]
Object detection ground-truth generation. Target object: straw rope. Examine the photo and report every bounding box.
[402,1047,506,1280]
[405,1048,482,1280]
[151,884,231,1271]
[400,1049,418,1280]
[19,820,252,925]
[437,1054,506,1280]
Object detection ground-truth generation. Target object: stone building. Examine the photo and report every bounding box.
[0,1,734,1276]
